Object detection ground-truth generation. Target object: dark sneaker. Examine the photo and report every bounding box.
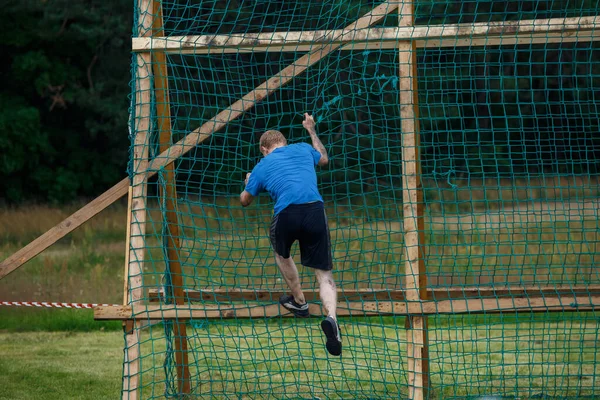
[321,316,342,356]
[279,294,309,317]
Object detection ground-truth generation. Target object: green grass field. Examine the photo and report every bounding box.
[127,314,599,399]
[0,330,122,400]
[2,316,596,399]
[0,179,599,398]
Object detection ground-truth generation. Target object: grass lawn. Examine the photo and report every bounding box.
[1,315,596,399]
[0,331,123,400]
[133,314,599,399]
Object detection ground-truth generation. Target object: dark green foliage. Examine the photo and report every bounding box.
[0,0,132,203]
[419,42,600,179]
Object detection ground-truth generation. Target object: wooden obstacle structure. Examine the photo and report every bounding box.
[1,1,600,399]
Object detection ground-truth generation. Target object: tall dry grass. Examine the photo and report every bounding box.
[1,175,598,304]
[0,200,129,245]
[0,201,129,304]
[424,175,600,214]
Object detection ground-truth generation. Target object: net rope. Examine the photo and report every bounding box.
[125,0,600,398]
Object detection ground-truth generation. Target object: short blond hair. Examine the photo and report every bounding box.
[259,130,287,150]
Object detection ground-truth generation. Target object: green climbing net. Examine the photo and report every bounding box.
[125,0,600,398]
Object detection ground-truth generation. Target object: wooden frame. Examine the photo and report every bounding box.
[398,2,429,398]
[147,285,600,302]
[151,1,191,394]
[2,8,599,281]
[131,15,600,53]
[94,294,600,320]
[121,1,154,399]
[168,30,598,54]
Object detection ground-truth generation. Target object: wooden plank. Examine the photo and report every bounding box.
[176,30,599,54]
[123,325,142,399]
[94,302,405,320]
[399,0,425,309]
[420,295,600,315]
[123,186,133,352]
[152,2,191,395]
[0,2,399,281]
[121,187,133,337]
[0,177,129,280]
[122,1,153,398]
[132,27,397,51]
[427,285,600,299]
[418,29,598,48]
[122,187,133,305]
[149,287,413,302]
[127,20,152,310]
[399,1,428,398]
[94,294,600,320]
[147,285,600,302]
[131,15,600,53]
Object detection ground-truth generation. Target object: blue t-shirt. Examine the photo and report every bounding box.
[245,143,323,215]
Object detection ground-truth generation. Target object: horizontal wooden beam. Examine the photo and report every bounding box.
[132,16,600,53]
[148,285,600,303]
[174,30,597,54]
[95,302,385,320]
[419,29,597,49]
[422,294,600,315]
[95,294,600,320]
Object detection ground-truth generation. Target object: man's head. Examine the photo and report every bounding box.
[259,130,287,156]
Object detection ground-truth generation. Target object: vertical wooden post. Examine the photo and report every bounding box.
[122,1,153,399]
[123,187,133,306]
[399,1,430,399]
[151,0,191,395]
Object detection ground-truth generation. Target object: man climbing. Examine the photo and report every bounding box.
[239,113,342,356]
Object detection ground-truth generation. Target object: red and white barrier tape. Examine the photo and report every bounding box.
[1,301,118,309]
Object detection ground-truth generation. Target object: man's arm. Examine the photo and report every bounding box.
[303,113,328,167]
[240,190,254,207]
[240,172,255,207]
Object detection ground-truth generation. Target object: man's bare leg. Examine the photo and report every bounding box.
[315,269,337,320]
[316,269,342,356]
[274,252,306,304]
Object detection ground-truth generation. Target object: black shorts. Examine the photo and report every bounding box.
[269,202,333,271]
